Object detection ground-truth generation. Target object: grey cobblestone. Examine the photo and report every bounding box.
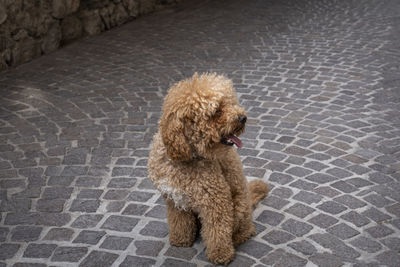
[340,211,371,227]
[79,250,119,267]
[281,219,313,237]
[23,243,57,258]
[72,230,106,245]
[308,213,339,229]
[51,246,88,262]
[326,222,360,240]
[101,216,139,232]
[11,226,42,242]
[0,0,399,265]
[120,256,156,267]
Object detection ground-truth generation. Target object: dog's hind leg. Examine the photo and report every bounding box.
[165,198,197,247]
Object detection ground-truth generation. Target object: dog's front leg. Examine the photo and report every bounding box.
[231,190,256,247]
[220,151,256,247]
[197,192,235,265]
[165,198,198,247]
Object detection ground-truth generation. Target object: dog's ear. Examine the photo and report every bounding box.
[160,112,192,161]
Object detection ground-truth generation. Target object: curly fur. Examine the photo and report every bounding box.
[148,73,268,264]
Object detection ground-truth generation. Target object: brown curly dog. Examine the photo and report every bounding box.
[148,73,268,264]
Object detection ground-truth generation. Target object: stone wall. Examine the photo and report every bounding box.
[0,0,179,71]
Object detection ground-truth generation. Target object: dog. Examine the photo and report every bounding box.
[148,73,268,264]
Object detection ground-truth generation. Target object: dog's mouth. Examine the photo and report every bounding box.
[221,134,242,148]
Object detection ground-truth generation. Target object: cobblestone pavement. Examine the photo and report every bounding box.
[1,0,400,266]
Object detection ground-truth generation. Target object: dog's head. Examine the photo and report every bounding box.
[159,73,247,161]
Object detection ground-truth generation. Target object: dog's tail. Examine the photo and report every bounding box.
[248,180,268,209]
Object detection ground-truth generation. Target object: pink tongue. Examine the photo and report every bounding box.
[227,135,242,148]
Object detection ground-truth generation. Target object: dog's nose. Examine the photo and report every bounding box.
[238,115,247,124]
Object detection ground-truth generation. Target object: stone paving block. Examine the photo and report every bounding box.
[23,243,57,258]
[12,263,47,267]
[281,218,313,237]
[75,177,102,187]
[292,190,323,204]
[304,161,329,171]
[69,199,100,213]
[262,230,296,245]
[286,166,313,177]
[36,199,65,212]
[60,166,88,176]
[44,228,74,241]
[381,237,400,251]
[331,181,358,193]
[376,250,400,267]
[120,256,156,267]
[227,254,256,267]
[309,252,344,267]
[256,210,284,226]
[103,189,129,200]
[79,250,119,267]
[72,230,106,245]
[107,177,137,188]
[285,155,306,165]
[0,227,9,242]
[11,226,42,242]
[326,222,360,239]
[51,246,88,262]
[261,195,290,210]
[305,173,336,184]
[385,203,400,217]
[285,203,315,218]
[313,186,341,198]
[138,179,156,190]
[288,240,317,256]
[365,224,395,238]
[243,157,268,167]
[127,191,155,202]
[390,218,400,230]
[162,258,197,267]
[139,221,169,238]
[350,236,382,253]
[71,214,103,228]
[261,141,286,151]
[100,235,133,250]
[340,211,370,227]
[0,243,20,260]
[164,246,198,261]
[77,189,104,199]
[101,215,139,232]
[330,158,351,168]
[145,205,167,219]
[260,249,307,267]
[363,193,393,209]
[122,203,150,216]
[362,207,392,223]
[271,186,293,198]
[135,240,165,257]
[308,213,339,229]
[333,194,367,209]
[289,179,318,190]
[0,198,32,212]
[106,201,125,212]
[269,172,294,185]
[317,201,347,215]
[309,233,361,259]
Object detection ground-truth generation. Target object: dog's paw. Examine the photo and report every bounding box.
[232,223,256,247]
[170,236,195,247]
[206,243,235,265]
